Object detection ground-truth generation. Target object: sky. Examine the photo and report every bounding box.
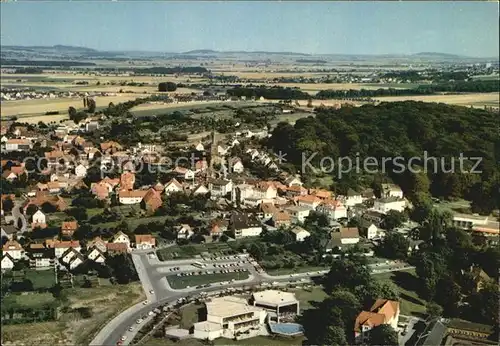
[1,1,499,57]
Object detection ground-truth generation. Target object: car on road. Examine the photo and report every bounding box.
[148,311,155,316]
[149,290,154,294]
[136,318,143,324]
[128,327,134,332]
[116,341,123,346]
[143,300,148,305]
[120,336,127,341]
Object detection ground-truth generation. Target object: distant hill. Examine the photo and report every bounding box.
[3,45,98,53]
[181,49,310,56]
[413,52,465,59]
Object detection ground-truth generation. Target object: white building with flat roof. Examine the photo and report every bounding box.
[251,290,299,323]
[193,296,267,341]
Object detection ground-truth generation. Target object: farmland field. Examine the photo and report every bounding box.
[1,282,145,346]
[373,92,499,107]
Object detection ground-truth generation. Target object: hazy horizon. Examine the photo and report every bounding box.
[1,2,499,57]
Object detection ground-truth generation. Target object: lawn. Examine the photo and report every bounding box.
[265,265,329,276]
[167,271,250,289]
[215,336,306,345]
[3,292,56,309]
[373,269,427,317]
[157,242,237,261]
[23,269,56,289]
[1,282,145,346]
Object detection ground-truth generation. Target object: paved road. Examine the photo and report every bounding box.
[11,201,27,233]
[92,253,414,346]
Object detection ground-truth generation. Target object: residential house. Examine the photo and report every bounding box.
[174,166,195,180]
[272,211,292,228]
[100,141,123,154]
[253,182,278,200]
[217,145,229,156]
[141,188,163,213]
[342,189,363,207]
[373,197,406,214]
[111,231,131,249]
[294,195,322,210]
[195,142,205,151]
[354,299,400,342]
[192,184,209,195]
[209,219,228,237]
[381,184,404,199]
[286,185,308,198]
[260,203,278,220]
[75,164,88,177]
[153,182,165,193]
[164,178,184,195]
[327,227,360,251]
[309,189,332,200]
[230,212,262,238]
[176,224,194,239]
[44,240,81,258]
[60,247,85,270]
[229,157,244,173]
[134,234,156,250]
[208,179,233,197]
[2,240,24,260]
[27,244,55,269]
[290,226,311,242]
[23,194,68,212]
[61,220,78,237]
[195,160,208,173]
[468,266,493,292]
[5,138,32,152]
[317,199,348,220]
[359,220,378,240]
[87,247,106,263]
[1,224,17,240]
[1,253,15,270]
[106,242,129,255]
[118,189,148,204]
[120,171,136,191]
[31,210,47,229]
[2,170,18,181]
[87,236,108,253]
[284,176,302,187]
[285,205,311,223]
[362,210,385,227]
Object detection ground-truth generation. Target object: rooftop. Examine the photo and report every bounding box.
[206,296,262,318]
[252,290,298,307]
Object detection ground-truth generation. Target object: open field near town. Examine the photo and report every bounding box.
[0,94,145,122]
[374,92,499,107]
[1,282,145,346]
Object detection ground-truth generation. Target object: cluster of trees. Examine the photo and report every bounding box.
[227,86,311,100]
[410,226,499,326]
[269,101,499,213]
[316,80,499,99]
[158,82,177,92]
[68,106,87,124]
[300,256,399,345]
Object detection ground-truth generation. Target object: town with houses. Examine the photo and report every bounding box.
[1,2,499,346]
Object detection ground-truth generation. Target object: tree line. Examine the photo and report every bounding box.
[268,101,499,214]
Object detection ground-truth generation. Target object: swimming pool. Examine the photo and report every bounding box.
[269,323,304,336]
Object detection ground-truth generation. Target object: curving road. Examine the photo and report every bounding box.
[91,252,413,346]
[12,201,27,233]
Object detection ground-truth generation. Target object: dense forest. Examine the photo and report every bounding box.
[268,101,499,214]
[316,80,500,99]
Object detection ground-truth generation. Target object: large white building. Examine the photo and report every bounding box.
[193,296,267,341]
[285,206,311,224]
[373,197,406,214]
[251,290,300,323]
